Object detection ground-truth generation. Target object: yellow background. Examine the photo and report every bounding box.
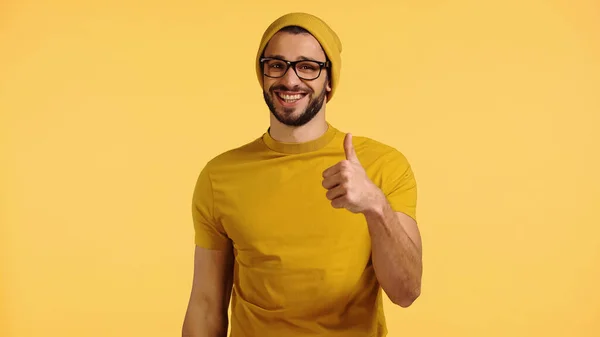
[2,0,599,336]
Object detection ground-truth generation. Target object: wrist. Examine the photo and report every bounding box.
[362,188,387,218]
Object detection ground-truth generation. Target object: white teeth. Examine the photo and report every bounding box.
[278,93,304,102]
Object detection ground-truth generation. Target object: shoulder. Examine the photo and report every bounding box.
[201,136,265,172]
[350,134,411,168]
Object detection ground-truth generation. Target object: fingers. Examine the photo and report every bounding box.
[322,160,345,178]
[322,171,346,189]
[323,160,352,178]
[321,133,362,211]
[344,133,359,163]
[330,196,346,209]
[325,184,346,201]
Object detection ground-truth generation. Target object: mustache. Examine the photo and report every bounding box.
[270,84,313,93]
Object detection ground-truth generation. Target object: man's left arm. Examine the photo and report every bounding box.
[362,193,422,307]
[322,133,422,307]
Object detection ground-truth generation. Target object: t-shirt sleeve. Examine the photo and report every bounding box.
[191,166,231,250]
[380,149,418,222]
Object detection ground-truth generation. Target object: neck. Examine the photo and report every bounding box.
[268,112,328,143]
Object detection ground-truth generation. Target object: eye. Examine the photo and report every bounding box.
[267,60,286,69]
[297,62,319,71]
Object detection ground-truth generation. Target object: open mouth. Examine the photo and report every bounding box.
[275,91,308,107]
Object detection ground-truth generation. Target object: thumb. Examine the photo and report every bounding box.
[344,133,359,163]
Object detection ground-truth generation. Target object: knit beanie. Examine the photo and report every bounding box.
[255,12,342,102]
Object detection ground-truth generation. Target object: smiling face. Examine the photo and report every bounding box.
[261,29,332,127]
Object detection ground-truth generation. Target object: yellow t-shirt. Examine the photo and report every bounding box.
[192,123,417,337]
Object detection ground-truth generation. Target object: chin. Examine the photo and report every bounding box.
[264,91,321,127]
[279,105,306,115]
[277,114,304,125]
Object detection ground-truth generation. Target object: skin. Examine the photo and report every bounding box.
[181,245,233,337]
[261,30,332,144]
[181,30,423,337]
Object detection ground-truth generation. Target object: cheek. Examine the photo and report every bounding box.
[306,80,323,93]
[316,80,330,94]
[263,78,276,92]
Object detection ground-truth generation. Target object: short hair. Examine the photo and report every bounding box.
[278,25,311,35]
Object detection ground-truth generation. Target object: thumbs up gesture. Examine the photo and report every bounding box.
[322,133,384,214]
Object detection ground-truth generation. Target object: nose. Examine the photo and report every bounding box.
[280,65,302,87]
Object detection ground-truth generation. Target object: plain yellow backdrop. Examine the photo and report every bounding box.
[2,0,599,336]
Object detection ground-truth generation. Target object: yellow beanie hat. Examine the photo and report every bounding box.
[255,12,342,102]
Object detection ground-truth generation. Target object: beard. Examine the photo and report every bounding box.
[263,81,327,127]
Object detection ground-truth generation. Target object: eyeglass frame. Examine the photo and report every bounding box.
[259,57,330,81]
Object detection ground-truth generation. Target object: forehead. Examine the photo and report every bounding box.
[263,31,327,61]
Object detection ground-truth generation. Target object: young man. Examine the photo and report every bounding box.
[182,12,423,337]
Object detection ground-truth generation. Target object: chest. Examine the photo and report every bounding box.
[213,158,372,266]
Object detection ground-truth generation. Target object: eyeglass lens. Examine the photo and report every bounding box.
[263,59,322,80]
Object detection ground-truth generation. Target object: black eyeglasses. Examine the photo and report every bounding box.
[260,57,329,80]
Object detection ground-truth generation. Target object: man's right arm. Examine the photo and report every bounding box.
[182,244,234,337]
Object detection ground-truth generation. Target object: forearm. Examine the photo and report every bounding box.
[182,300,228,337]
[363,193,422,307]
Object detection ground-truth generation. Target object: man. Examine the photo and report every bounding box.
[182,12,422,337]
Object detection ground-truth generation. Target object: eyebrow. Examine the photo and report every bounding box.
[265,54,326,63]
